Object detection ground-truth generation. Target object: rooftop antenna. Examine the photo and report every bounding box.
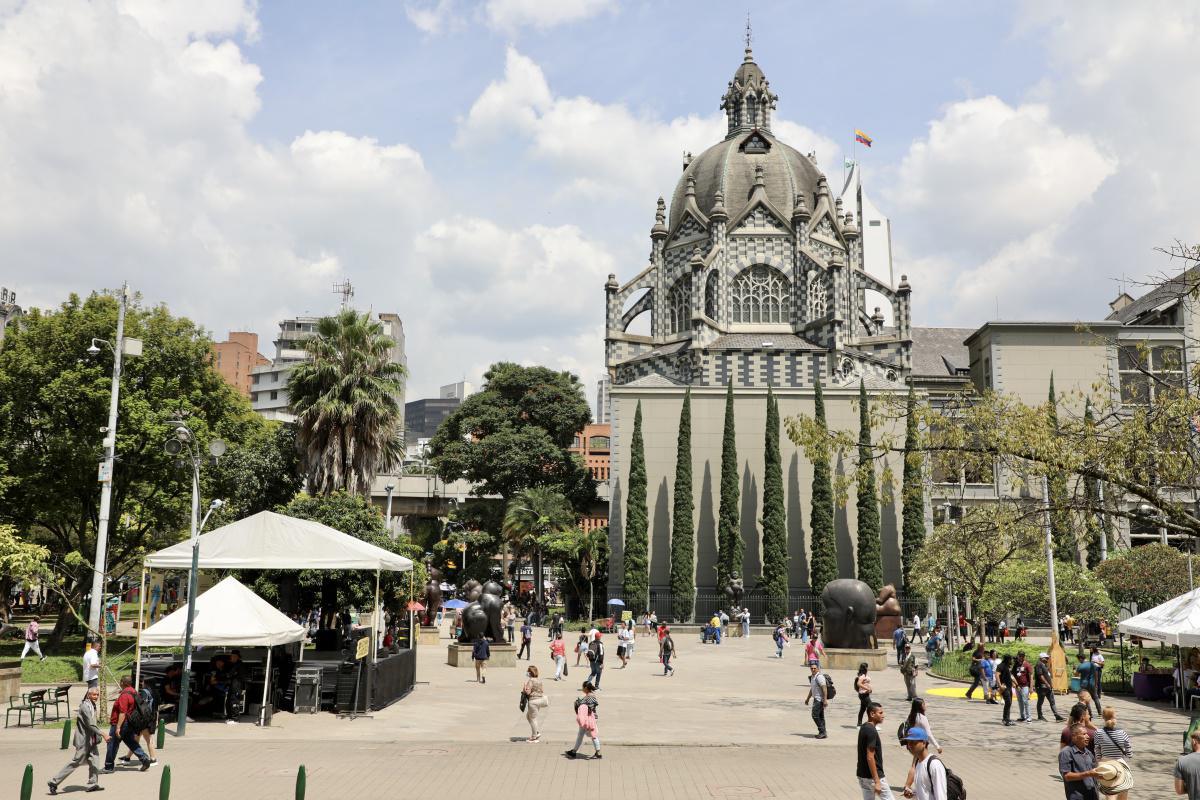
[332,280,355,311]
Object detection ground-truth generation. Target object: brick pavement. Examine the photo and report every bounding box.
[0,630,1187,798]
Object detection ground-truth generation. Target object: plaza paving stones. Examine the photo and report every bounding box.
[1,632,1187,798]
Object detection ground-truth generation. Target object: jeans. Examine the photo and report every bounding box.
[811,700,826,736]
[572,727,600,754]
[742,621,750,637]
[1017,686,1031,720]
[589,663,603,689]
[858,777,896,799]
[554,655,565,680]
[1036,686,1059,718]
[714,627,722,644]
[856,692,872,726]
[966,671,982,698]
[663,654,673,675]
[518,639,531,659]
[104,724,147,768]
[776,641,784,658]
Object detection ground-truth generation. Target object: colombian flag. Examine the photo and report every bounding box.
[855,129,873,147]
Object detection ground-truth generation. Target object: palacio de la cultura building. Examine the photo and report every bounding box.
[602,45,972,612]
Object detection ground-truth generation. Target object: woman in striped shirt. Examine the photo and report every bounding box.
[1095,707,1132,800]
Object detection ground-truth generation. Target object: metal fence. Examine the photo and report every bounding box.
[603,589,933,625]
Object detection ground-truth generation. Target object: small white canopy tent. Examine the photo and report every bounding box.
[143,510,413,572]
[140,576,306,725]
[1119,586,1200,647]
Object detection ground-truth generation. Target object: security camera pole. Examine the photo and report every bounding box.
[87,282,129,638]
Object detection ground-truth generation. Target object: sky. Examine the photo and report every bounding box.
[2,0,1199,404]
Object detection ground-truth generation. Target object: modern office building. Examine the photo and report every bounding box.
[439,381,473,400]
[403,397,461,443]
[595,376,611,423]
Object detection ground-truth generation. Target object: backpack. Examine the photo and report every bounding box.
[927,756,966,800]
[129,688,155,732]
[821,673,836,699]
[896,720,910,744]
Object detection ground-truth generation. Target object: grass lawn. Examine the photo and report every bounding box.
[1,635,137,685]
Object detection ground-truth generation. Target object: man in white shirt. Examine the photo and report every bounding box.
[902,727,946,800]
[911,613,924,643]
[804,663,828,739]
[82,642,102,689]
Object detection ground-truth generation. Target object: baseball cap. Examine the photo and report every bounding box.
[1039,652,1049,659]
[901,726,930,743]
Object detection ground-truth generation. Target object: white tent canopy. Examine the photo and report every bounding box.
[140,576,306,648]
[1119,586,1200,647]
[143,510,413,572]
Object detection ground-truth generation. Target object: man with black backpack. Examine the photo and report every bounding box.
[902,726,965,799]
[586,632,605,689]
[102,677,152,773]
[804,662,830,739]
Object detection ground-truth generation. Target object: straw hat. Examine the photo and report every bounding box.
[1093,760,1134,795]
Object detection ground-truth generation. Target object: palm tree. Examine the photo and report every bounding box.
[502,487,577,609]
[288,309,406,496]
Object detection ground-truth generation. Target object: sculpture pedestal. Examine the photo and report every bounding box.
[823,647,889,671]
[419,626,440,646]
[446,642,517,668]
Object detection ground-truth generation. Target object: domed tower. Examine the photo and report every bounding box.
[605,44,912,390]
[602,45,916,600]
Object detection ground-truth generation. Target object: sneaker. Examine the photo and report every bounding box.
[84,787,105,793]
[100,768,115,775]
[815,733,827,739]
[564,750,577,759]
[140,759,152,771]
[47,782,57,796]
[592,752,602,759]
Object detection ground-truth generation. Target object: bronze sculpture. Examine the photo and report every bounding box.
[421,565,444,627]
[457,577,507,644]
[873,584,903,642]
[820,578,878,649]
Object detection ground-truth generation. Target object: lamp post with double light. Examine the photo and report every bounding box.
[165,420,225,736]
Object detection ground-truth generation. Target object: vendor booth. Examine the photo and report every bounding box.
[139,576,306,724]
[1120,587,1200,705]
[140,511,415,718]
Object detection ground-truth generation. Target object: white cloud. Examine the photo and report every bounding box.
[458,47,840,205]
[887,96,1115,253]
[483,0,615,34]
[403,0,465,35]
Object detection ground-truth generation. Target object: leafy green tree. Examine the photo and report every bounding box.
[855,380,884,591]
[208,422,304,525]
[717,381,742,591]
[760,387,788,621]
[669,389,696,622]
[502,487,577,603]
[911,504,1041,640]
[288,309,406,496]
[542,525,609,621]
[808,376,838,590]
[623,401,649,609]
[1094,543,1190,612]
[900,387,926,594]
[0,524,51,624]
[1080,399,1109,569]
[257,491,424,624]
[429,362,595,510]
[0,291,263,649]
[979,557,1117,625]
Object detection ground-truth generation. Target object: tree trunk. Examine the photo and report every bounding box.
[534,548,544,611]
[47,588,78,653]
[588,581,594,623]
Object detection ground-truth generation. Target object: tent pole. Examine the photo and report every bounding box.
[260,647,272,727]
[369,568,380,711]
[134,566,147,687]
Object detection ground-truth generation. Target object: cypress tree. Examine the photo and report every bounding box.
[809,375,838,590]
[1083,398,1107,568]
[622,401,649,609]
[717,381,742,591]
[669,389,696,621]
[1046,374,1075,562]
[760,386,788,621]
[855,380,884,592]
[900,386,926,595]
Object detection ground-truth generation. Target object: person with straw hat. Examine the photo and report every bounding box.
[1094,708,1132,799]
[1060,723,1100,800]
[1091,761,1132,798]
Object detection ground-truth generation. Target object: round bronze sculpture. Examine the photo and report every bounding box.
[819,578,878,649]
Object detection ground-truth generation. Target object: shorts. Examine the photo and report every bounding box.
[616,645,627,657]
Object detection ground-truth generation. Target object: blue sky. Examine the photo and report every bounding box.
[2,1,1198,402]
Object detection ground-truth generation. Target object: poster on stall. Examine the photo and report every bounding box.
[142,571,164,627]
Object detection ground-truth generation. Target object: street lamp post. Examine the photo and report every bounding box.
[385,483,395,537]
[87,283,129,637]
[167,421,225,736]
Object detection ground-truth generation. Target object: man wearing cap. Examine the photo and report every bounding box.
[1060,723,1100,800]
[1036,652,1065,722]
[901,727,945,800]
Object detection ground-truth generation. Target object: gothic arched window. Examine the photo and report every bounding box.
[808,272,827,320]
[667,276,691,334]
[745,95,759,127]
[731,265,790,324]
[704,271,719,319]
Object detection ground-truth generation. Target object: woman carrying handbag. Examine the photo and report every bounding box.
[520,665,549,742]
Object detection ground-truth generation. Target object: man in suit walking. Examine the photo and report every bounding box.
[48,686,109,794]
